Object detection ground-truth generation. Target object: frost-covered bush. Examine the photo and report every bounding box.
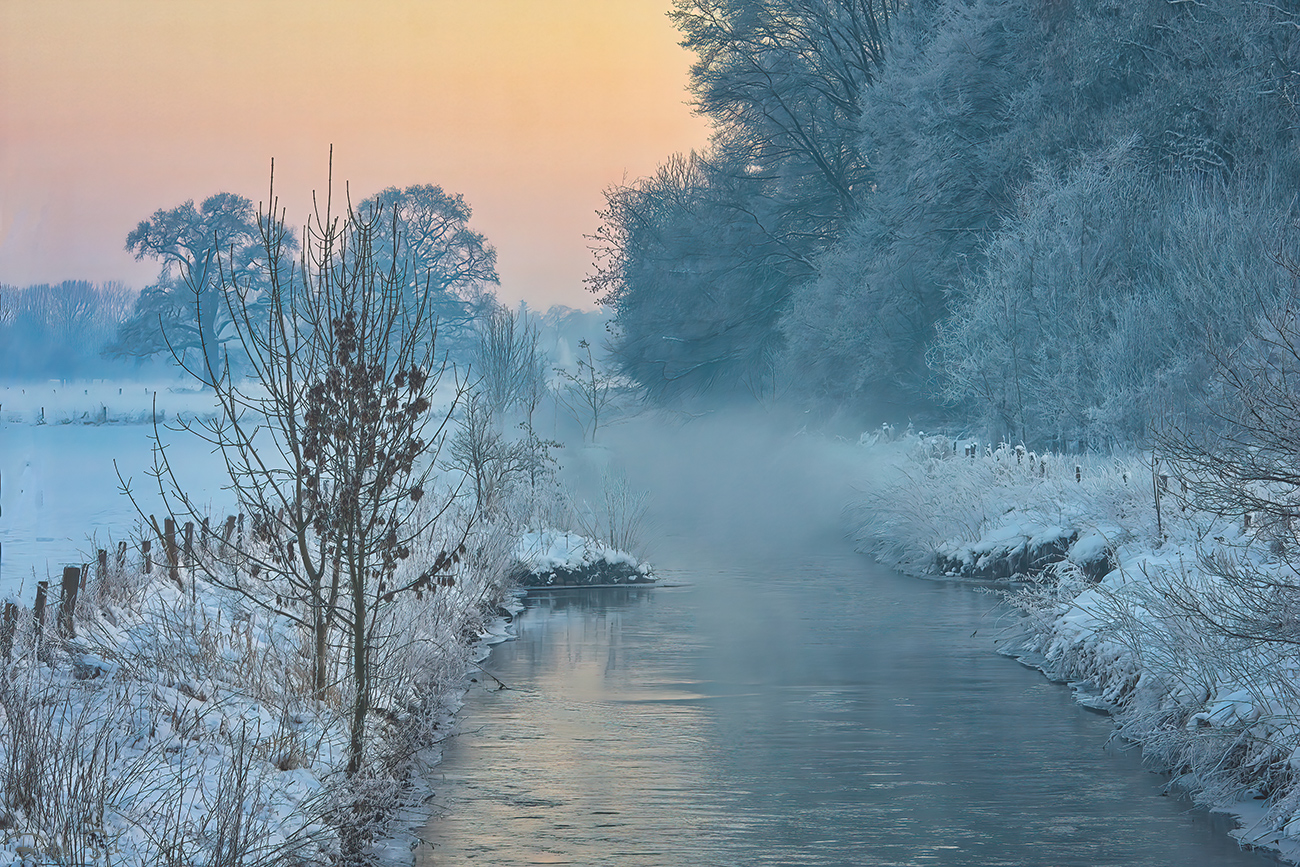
[850,432,1148,574]
[932,156,1297,449]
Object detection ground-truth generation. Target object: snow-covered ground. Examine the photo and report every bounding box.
[850,431,1300,863]
[0,379,212,423]
[0,504,521,866]
[0,422,233,599]
[0,381,237,600]
[512,528,653,586]
[0,379,462,600]
[0,376,659,866]
[0,380,479,864]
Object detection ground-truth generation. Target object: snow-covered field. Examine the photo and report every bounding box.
[0,379,219,427]
[850,431,1300,863]
[0,382,233,600]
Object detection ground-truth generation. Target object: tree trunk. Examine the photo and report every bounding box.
[346,554,368,777]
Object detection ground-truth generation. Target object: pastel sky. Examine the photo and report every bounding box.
[0,1,711,309]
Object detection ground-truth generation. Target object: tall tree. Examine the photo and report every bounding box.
[109,193,284,382]
[591,152,814,400]
[780,0,1300,423]
[356,184,498,363]
[142,170,475,818]
[672,0,893,216]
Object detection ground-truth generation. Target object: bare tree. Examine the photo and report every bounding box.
[1157,255,1300,652]
[445,392,531,520]
[471,305,547,424]
[132,160,474,809]
[556,339,619,442]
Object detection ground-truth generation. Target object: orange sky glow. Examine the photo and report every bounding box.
[0,0,711,309]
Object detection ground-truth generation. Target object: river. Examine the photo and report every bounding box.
[416,420,1283,866]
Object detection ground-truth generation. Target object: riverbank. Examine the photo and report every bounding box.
[0,510,522,866]
[849,430,1300,863]
[0,514,660,866]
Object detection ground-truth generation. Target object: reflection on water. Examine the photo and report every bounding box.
[419,546,1281,866]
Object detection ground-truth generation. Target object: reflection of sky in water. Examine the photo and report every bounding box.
[0,422,231,597]
[421,554,1274,867]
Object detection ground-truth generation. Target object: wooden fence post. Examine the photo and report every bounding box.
[222,515,236,552]
[58,565,80,639]
[116,540,127,572]
[164,517,179,585]
[34,580,48,636]
[142,539,152,574]
[97,548,108,583]
[0,603,15,661]
[183,521,194,565]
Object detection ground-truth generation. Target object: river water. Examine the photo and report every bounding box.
[416,422,1283,866]
[418,546,1279,866]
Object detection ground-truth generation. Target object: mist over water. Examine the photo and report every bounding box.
[584,408,865,557]
[421,412,1279,866]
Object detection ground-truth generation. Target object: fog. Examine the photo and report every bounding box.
[572,407,869,562]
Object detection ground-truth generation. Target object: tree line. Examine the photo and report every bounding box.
[1,183,500,383]
[0,281,135,379]
[594,0,1300,449]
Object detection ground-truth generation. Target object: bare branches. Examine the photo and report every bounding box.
[132,159,485,805]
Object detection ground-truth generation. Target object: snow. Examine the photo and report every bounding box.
[0,378,521,866]
[515,528,644,574]
[0,422,233,597]
[1069,530,1113,566]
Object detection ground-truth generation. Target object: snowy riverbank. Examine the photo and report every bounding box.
[850,431,1300,862]
[0,514,653,867]
[510,529,654,588]
[0,519,522,866]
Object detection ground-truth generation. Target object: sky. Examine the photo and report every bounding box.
[0,0,712,310]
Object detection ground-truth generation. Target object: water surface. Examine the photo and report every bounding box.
[419,541,1280,865]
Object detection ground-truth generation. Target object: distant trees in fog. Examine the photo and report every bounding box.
[595,0,1300,446]
[105,192,290,383]
[100,185,498,381]
[0,281,135,379]
[355,184,499,364]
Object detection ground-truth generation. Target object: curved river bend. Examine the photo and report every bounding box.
[418,539,1279,866]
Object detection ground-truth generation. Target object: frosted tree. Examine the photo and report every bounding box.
[780,0,1300,422]
[108,193,289,383]
[590,152,812,400]
[140,165,485,833]
[470,305,547,424]
[932,152,1297,449]
[593,0,897,401]
[356,184,498,363]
